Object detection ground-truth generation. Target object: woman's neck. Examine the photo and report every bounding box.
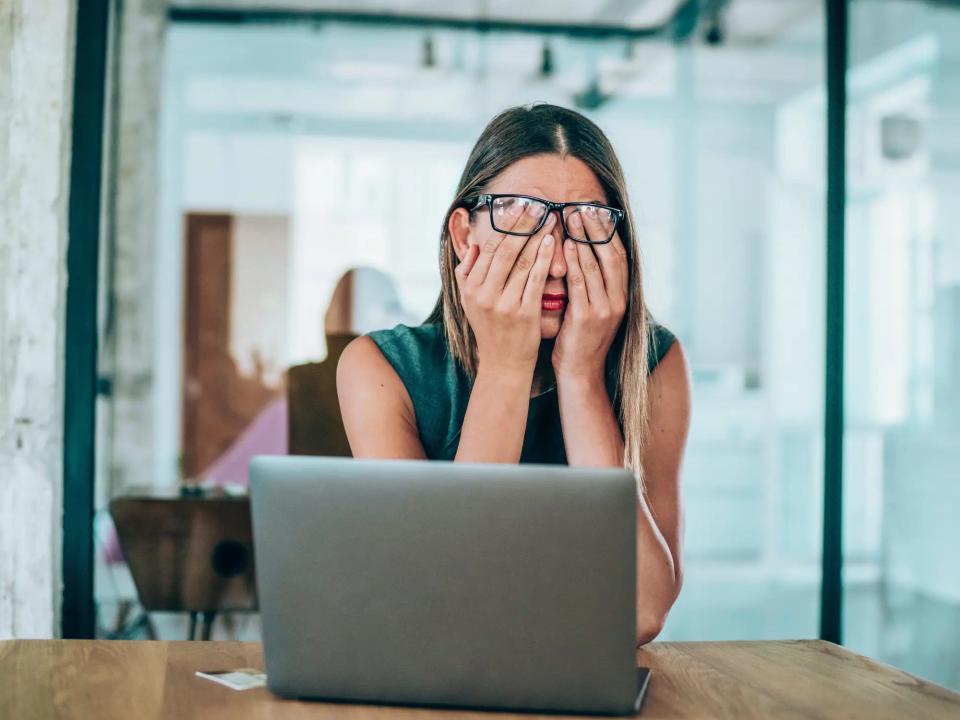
[531,340,556,396]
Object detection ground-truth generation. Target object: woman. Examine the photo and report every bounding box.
[337,103,691,646]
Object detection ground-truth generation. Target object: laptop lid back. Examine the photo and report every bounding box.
[250,456,638,715]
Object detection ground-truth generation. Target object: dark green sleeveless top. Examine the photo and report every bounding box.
[367,322,676,464]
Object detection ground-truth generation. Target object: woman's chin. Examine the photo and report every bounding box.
[540,315,562,339]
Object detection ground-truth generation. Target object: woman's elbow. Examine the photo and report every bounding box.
[635,612,666,647]
[635,575,682,647]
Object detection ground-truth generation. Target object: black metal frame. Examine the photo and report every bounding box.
[820,0,848,645]
[58,1,849,643]
[470,193,623,244]
[62,0,110,638]
[168,2,702,41]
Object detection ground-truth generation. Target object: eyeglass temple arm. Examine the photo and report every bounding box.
[467,194,490,211]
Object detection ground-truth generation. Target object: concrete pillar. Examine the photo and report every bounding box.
[0,0,76,638]
[100,0,166,497]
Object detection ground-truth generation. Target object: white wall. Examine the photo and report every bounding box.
[231,214,290,384]
[0,0,76,638]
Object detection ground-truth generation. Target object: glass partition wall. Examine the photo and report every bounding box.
[843,0,960,690]
[88,1,958,690]
[97,2,831,643]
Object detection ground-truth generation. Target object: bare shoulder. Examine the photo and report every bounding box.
[337,335,402,391]
[644,339,692,470]
[648,339,691,419]
[336,335,425,459]
[336,335,413,416]
[639,339,690,626]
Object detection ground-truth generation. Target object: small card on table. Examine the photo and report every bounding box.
[195,668,267,691]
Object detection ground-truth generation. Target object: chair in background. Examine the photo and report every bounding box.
[286,264,417,456]
[109,487,257,640]
[286,332,356,457]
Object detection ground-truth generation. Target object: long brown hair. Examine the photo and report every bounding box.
[427,103,653,486]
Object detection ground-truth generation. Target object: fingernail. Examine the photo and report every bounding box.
[543,234,553,246]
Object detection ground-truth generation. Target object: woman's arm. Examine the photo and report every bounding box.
[337,336,427,459]
[338,218,554,462]
[557,340,691,646]
[336,336,536,463]
[448,208,558,463]
[551,213,690,646]
[635,341,690,643]
[454,367,532,463]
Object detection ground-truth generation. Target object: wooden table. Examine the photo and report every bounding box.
[2,639,958,719]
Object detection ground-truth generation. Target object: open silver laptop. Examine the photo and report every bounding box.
[249,455,648,715]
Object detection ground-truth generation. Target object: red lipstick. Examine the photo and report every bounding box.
[541,293,567,312]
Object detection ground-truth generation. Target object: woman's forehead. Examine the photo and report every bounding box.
[486,154,607,203]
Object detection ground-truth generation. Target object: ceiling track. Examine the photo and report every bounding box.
[168,0,705,42]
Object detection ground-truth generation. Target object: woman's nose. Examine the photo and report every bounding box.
[547,210,567,278]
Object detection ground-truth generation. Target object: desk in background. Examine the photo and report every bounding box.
[2,639,958,719]
[110,486,257,640]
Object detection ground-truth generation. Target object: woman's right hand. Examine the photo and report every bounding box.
[455,209,556,377]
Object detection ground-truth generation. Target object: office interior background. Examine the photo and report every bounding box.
[1,0,958,695]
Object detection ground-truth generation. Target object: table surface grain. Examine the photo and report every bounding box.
[2,639,959,719]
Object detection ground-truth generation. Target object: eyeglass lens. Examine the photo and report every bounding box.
[489,196,617,242]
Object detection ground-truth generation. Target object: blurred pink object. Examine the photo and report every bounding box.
[200,396,288,487]
[101,515,125,564]
[100,397,288,566]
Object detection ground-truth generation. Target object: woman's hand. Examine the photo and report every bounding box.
[455,209,557,377]
[552,208,628,382]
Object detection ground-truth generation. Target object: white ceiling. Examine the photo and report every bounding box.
[164,0,827,128]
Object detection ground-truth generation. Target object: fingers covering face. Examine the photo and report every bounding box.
[520,233,556,308]
[457,200,631,314]
[454,243,480,286]
[468,201,541,289]
[563,239,589,308]
[568,208,628,304]
[503,214,556,303]
[565,212,601,305]
[485,212,555,293]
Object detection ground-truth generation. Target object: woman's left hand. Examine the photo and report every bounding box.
[551,209,629,382]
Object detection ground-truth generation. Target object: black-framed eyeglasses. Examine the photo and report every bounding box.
[468,193,624,245]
